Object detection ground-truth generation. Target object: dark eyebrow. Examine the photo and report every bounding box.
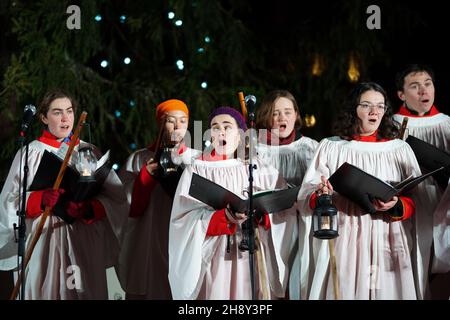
[359,100,384,104]
[51,106,73,111]
[408,79,432,86]
[212,120,233,126]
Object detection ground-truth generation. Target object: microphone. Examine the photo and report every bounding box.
[21,104,37,132]
[244,95,256,115]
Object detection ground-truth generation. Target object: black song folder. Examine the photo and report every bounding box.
[188,173,300,213]
[328,162,444,214]
[29,149,111,202]
[406,135,450,188]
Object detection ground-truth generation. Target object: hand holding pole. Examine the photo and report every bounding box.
[10,111,88,300]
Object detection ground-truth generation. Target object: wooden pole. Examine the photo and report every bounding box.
[10,111,88,300]
[328,239,340,300]
[399,117,409,140]
[255,228,270,299]
[238,92,248,121]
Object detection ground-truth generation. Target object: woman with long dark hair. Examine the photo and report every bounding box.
[296,82,425,299]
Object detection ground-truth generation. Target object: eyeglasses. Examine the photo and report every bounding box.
[357,103,387,112]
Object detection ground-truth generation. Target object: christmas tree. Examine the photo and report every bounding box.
[0,0,446,181]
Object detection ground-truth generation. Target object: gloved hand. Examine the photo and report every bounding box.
[52,200,91,224]
[66,201,91,219]
[41,188,65,209]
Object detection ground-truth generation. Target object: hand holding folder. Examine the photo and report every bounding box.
[328,162,444,214]
[29,149,111,202]
[188,173,300,214]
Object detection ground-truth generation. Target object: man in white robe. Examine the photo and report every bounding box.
[393,64,450,296]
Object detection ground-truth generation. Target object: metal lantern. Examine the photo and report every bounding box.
[75,145,97,182]
[313,194,339,239]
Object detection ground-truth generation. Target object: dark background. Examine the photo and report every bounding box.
[0,0,449,181]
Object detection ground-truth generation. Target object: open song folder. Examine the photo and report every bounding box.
[188,173,300,213]
[328,161,444,214]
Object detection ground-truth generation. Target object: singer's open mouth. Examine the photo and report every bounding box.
[218,140,227,146]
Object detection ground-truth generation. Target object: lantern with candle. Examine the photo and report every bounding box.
[312,194,339,239]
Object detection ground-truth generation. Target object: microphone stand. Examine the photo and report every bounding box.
[242,109,257,300]
[14,129,31,300]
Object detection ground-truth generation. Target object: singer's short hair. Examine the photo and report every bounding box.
[37,89,78,120]
[255,90,302,131]
[395,64,435,91]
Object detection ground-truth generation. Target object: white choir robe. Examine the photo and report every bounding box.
[393,112,450,275]
[297,137,428,300]
[116,147,200,299]
[256,136,319,300]
[432,179,450,274]
[256,136,319,187]
[393,112,450,151]
[0,140,128,299]
[168,158,298,300]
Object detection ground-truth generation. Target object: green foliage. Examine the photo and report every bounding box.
[0,0,420,182]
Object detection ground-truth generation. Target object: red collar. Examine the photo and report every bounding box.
[397,105,440,117]
[351,131,390,142]
[199,149,228,161]
[37,130,79,148]
[263,128,299,146]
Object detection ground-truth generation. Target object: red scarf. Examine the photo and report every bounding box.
[263,129,298,146]
[397,105,440,117]
[37,130,79,148]
[351,131,390,142]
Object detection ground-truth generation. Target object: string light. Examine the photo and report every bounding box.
[168,12,175,19]
[201,81,208,89]
[175,20,183,27]
[94,15,102,22]
[112,163,120,171]
[204,36,211,43]
[115,110,121,118]
[119,15,126,23]
[197,48,205,53]
[100,60,108,68]
[176,59,184,70]
[129,143,137,150]
[129,100,136,107]
[123,57,131,64]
